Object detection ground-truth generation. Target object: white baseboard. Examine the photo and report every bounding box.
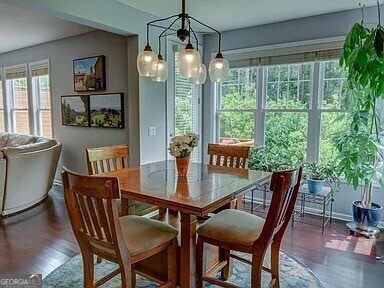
[245,195,384,227]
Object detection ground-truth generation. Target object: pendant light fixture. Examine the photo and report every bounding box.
[136,0,229,84]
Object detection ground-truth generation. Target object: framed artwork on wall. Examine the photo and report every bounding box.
[61,95,90,127]
[73,55,106,92]
[89,93,124,128]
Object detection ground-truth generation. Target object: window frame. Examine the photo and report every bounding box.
[0,59,52,136]
[215,52,348,165]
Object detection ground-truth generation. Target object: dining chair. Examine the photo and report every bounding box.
[62,167,178,288]
[85,144,159,216]
[208,143,250,169]
[196,167,302,288]
[207,143,251,211]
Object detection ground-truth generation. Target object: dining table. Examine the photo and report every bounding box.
[102,160,271,287]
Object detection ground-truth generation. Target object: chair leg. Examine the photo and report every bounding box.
[131,272,136,287]
[196,236,206,288]
[81,251,94,288]
[219,247,233,280]
[270,240,281,288]
[167,238,177,287]
[251,254,264,288]
[120,261,132,288]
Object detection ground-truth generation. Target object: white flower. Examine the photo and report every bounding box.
[168,132,199,158]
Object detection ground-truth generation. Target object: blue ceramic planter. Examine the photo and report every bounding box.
[307,179,324,193]
[352,200,383,230]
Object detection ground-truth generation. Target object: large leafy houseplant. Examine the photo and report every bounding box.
[337,2,384,228]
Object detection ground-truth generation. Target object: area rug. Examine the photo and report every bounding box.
[43,251,324,287]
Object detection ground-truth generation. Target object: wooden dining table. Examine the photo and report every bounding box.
[102,160,271,287]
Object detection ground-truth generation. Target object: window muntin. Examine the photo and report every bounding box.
[266,64,311,109]
[220,67,257,110]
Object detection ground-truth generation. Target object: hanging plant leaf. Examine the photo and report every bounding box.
[374,28,384,57]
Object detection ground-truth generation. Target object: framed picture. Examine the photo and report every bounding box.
[73,55,105,92]
[61,95,90,127]
[89,93,124,128]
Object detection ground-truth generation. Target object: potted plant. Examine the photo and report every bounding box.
[305,163,340,195]
[336,2,384,231]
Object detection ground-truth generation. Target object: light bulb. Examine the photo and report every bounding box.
[144,55,153,62]
[215,62,224,69]
[179,43,201,78]
[137,44,157,77]
[186,54,194,62]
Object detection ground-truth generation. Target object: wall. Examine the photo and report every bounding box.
[0,30,130,175]
[7,0,169,165]
[203,6,384,222]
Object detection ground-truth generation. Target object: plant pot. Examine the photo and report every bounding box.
[352,200,383,231]
[176,156,190,177]
[307,179,324,193]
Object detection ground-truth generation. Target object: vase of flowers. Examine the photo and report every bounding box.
[168,133,198,177]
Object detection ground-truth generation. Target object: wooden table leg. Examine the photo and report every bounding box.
[180,212,196,288]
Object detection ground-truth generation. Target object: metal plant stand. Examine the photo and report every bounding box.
[291,184,333,234]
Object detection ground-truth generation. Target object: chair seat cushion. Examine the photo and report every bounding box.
[197,209,265,247]
[120,215,178,255]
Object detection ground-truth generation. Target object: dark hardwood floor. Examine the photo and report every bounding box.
[0,185,383,287]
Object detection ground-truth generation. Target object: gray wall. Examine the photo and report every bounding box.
[0,30,131,175]
[202,6,384,222]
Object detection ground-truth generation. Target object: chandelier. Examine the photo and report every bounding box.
[136,0,229,84]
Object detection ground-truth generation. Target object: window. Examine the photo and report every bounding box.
[216,55,348,166]
[167,43,201,162]
[265,63,311,164]
[31,61,52,137]
[318,61,349,164]
[5,65,29,134]
[219,67,257,141]
[1,60,52,136]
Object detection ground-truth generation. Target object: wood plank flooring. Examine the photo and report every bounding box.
[0,185,383,287]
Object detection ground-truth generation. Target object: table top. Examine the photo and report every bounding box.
[102,160,271,216]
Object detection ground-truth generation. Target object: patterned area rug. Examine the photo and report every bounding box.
[43,250,324,287]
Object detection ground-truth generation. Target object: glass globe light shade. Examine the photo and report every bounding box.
[209,52,229,82]
[190,63,207,84]
[137,44,157,77]
[151,55,168,82]
[179,43,201,78]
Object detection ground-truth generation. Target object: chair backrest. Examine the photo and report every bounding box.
[61,167,130,263]
[255,167,302,246]
[85,145,129,175]
[207,143,250,169]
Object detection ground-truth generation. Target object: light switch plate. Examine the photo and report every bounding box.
[148,126,156,136]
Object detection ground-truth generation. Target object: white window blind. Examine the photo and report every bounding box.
[30,60,49,77]
[226,41,344,68]
[5,65,27,80]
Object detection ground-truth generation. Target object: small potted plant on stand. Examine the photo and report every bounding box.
[305,163,340,195]
[168,133,198,177]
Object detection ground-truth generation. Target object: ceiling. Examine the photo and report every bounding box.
[0,2,93,54]
[117,0,367,31]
